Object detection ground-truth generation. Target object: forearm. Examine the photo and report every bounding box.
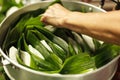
[41,3,120,45]
[62,11,120,45]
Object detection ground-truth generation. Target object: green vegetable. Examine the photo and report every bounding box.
[2,14,31,50]
[0,0,23,13]
[94,43,120,68]
[60,53,96,74]
[68,41,77,56]
[0,73,6,80]
[93,39,102,51]
[26,30,63,70]
[0,13,5,23]
[48,42,67,61]
[35,26,69,53]
[0,0,23,23]
[32,28,67,61]
[26,30,50,59]
[25,15,44,27]
[2,0,120,75]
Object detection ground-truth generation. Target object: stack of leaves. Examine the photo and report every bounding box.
[2,0,120,74]
[0,0,23,23]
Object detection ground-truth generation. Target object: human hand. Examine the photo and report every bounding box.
[41,3,71,27]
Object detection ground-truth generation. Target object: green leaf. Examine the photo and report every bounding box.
[26,30,50,59]
[25,15,44,27]
[22,34,39,69]
[24,33,62,71]
[53,28,70,42]
[17,34,56,71]
[68,42,77,56]
[60,53,96,74]
[16,53,25,66]
[0,66,4,72]
[0,0,23,13]
[48,42,67,61]
[23,35,51,71]
[35,26,68,53]
[2,14,31,50]
[80,34,93,54]
[31,29,67,61]
[31,53,59,71]
[0,73,6,80]
[0,13,5,23]
[45,53,63,70]
[93,39,102,51]
[94,43,120,68]
[31,29,50,41]
[25,30,63,71]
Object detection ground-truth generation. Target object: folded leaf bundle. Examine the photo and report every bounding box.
[3,0,120,75]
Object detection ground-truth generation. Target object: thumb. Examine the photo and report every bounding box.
[41,15,60,27]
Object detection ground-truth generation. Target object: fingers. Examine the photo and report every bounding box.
[40,7,57,25]
[41,3,61,23]
[41,14,57,26]
[40,3,70,27]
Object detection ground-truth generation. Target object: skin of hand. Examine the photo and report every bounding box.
[41,3,120,45]
[41,3,71,26]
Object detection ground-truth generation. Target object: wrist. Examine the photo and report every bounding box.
[60,12,84,28]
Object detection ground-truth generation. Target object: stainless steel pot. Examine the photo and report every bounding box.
[0,1,119,80]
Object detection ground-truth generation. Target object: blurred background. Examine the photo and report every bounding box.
[0,0,120,80]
